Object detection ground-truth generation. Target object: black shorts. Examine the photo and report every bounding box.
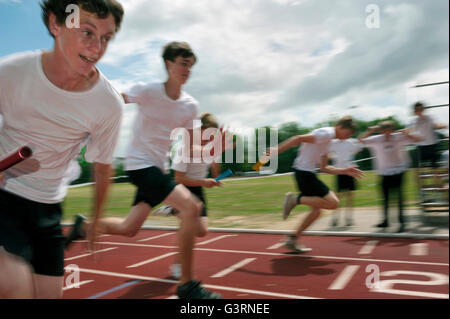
[0,189,65,277]
[127,166,177,207]
[336,175,356,192]
[294,170,330,198]
[186,186,207,217]
[418,144,440,168]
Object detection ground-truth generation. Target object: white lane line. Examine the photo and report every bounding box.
[67,267,319,299]
[211,258,257,278]
[127,252,178,268]
[410,243,429,256]
[267,242,285,250]
[63,280,94,291]
[196,235,238,246]
[358,240,379,255]
[166,295,179,299]
[137,232,175,242]
[328,265,360,290]
[93,242,449,267]
[64,247,118,261]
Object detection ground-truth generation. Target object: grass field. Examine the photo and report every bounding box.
[62,170,423,227]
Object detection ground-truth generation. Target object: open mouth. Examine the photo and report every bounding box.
[80,55,97,64]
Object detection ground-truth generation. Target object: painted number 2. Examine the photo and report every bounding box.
[371,270,449,299]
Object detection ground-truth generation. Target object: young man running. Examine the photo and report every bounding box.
[155,112,225,279]
[0,0,124,298]
[267,116,364,252]
[67,42,222,299]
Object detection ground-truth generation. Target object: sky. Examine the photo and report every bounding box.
[0,0,448,157]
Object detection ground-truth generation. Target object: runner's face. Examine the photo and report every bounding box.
[166,56,195,85]
[51,9,116,76]
[336,127,354,140]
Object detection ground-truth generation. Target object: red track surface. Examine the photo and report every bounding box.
[62,229,449,299]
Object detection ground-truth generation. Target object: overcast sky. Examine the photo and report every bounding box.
[0,0,448,157]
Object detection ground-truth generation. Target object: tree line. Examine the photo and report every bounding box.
[71,116,448,184]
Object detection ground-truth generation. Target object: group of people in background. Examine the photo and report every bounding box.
[0,0,447,300]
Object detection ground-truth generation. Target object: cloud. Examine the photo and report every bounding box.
[100,0,448,136]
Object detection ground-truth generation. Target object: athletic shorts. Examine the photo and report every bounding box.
[0,189,65,277]
[186,186,207,217]
[294,170,330,198]
[336,175,356,192]
[127,166,177,207]
[418,144,440,168]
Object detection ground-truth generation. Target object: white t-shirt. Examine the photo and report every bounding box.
[171,161,210,180]
[329,138,362,168]
[124,82,199,173]
[361,133,414,176]
[0,51,123,203]
[411,114,437,146]
[293,127,336,172]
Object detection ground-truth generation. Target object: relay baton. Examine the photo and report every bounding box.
[0,146,33,172]
[215,169,234,181]
[252,155,269,171]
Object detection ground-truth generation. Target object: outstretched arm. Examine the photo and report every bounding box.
[267,134,316,157]
[434,123,448,130]
[319,154,365,179]
[358,126,379,144]
[174,170,220,188]
[397,127,423,143]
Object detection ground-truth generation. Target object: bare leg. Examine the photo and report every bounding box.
[88,202,152,237]
[345,191,354,223]
[331,192,343,225]
[164,185,203,286]
[0,248,34,298]
[295,207,321,238]
[33,274,64,299]
[299,192,339,210]
[174,216,208,266]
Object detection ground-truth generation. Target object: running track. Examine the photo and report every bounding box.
[62,229,449,299]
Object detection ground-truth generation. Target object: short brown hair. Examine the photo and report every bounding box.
[335,115,357,133]
[200,113,219,129]
[41,0,124,37]
[162,42,197,64]
[413,101,425,111]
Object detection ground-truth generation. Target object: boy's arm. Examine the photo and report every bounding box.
[88,162,113,250]
[434,123,448,130]
[210,162,221,179]
[319,154,365,179]
[358,126,379,144]
[397,128,423,143]
[267,134,316,157]
[174,170,220,188]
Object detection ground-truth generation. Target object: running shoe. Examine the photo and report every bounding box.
[176,280,222,299]
[153,205,177,216]
[282,192,298,220]
[285,235,312,253]
[65,214,87,248]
